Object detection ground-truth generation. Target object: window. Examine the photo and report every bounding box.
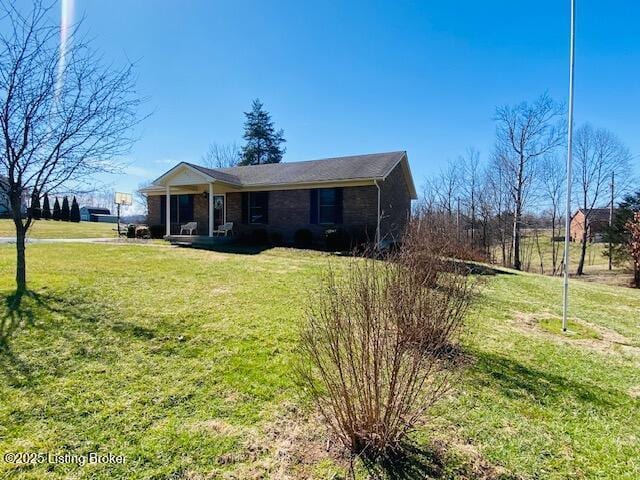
[160,195,194,224]
[319,188,338,224]
[249,192,268,224]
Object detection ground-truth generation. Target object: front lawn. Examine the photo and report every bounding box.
[0,243,638,479]
[0,219,117,239]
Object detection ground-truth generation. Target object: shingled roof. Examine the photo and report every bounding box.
[576,208,616,223]
[186,151,408,187]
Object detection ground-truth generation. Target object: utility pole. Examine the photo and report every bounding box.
[609,171,614,270]
[456,197,461,241]
[562,0,576,333]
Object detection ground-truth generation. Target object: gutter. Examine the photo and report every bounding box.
[375,179,381,246]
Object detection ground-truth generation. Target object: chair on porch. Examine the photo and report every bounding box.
[213,222,234,237]
[179,221,198,235]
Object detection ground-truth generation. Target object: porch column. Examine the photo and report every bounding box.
[208,182,214,236]
[165,185,171,237]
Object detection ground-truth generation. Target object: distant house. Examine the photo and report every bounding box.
[570,208,615,243]
[141,151,417,244]
[80,206,118,223]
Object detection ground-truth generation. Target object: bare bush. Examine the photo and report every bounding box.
[298,217,475,463]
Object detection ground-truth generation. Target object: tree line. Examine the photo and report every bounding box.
[422,93,635,276]
[28,191,80,222]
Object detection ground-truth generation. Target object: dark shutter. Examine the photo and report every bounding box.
[263,191,269,224]
[241,192,248,224]
[160,196,166,224]
[310,189,318,224]
[335,188,343,224]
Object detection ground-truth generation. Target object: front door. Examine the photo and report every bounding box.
[213,195,225,229]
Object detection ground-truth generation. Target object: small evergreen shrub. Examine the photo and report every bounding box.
[270,231,283,245]
[126,224,136,238]
[148,225,165,239]
[324,228,351,251]
[294,228,313,248]
[250,228,269,245]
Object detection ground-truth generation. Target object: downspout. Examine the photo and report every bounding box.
[375,179,381,247]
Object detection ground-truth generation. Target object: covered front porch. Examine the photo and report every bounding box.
[142,163,239,237]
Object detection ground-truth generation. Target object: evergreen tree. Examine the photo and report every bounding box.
[239,99,286,165]
[52,198,61,220]
[70,196,81,222]
[61,196,70,221]
[30,189,41,220]
[42,193,51,219]
[604,190,640,265]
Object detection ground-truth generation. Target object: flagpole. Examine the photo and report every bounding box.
[562,0,576,332]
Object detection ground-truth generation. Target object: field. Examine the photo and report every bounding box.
[0,241,638,479]
[492,230,634,287]
[0,219,117,239]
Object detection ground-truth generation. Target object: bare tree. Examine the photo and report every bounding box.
[486,153,514,266]
[0,1,142,291]
[494,93,565,270]
[573,124,632,275]
[202,142,240,169]
[540,155,565,275]
[460,147,481,243]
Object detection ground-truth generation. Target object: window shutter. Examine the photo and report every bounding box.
[310,189,318,224]
[241,192,248,224]
[160,196,166,225]
[335,188,343,224]
[263,192,269,224]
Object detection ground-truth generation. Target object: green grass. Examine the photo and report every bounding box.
[0,219,117,239]
[537,316,600,339]
[0,243,638,479]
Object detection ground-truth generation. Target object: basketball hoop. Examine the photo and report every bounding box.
[114,192,133,235]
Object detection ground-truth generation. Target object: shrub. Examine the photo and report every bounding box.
[294,228,313,248]
[126,224,136,238]
[270,231,283,246]
[250,228,269,245]
[135,225,150,239]
[299,217,475,463]
[148,225,165,239]
[323,227,351,251]
[627,212,640,288]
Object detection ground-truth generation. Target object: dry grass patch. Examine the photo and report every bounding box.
[514,312,640,361]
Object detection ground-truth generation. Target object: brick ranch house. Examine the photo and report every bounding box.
[141,151,417,245]
[569,208,616,243]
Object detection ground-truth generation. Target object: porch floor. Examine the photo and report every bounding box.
[164,235,235,248]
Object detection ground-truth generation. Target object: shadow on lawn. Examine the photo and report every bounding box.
[1,290,40,348]
[473,351,617,408]
[359,441,446,480]
[0,288,157,385]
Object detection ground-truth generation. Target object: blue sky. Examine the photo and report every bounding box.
[51,1,640,207]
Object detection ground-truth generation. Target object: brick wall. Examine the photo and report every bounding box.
[146,165,411,244]
[147,195,161,225]
[570,211,585,242]
[227,186,378,243]
[379,162,412,241]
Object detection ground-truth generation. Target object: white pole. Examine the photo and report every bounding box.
[562,0,576,333]
[208,183,214,237]
[165,185,171,237]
